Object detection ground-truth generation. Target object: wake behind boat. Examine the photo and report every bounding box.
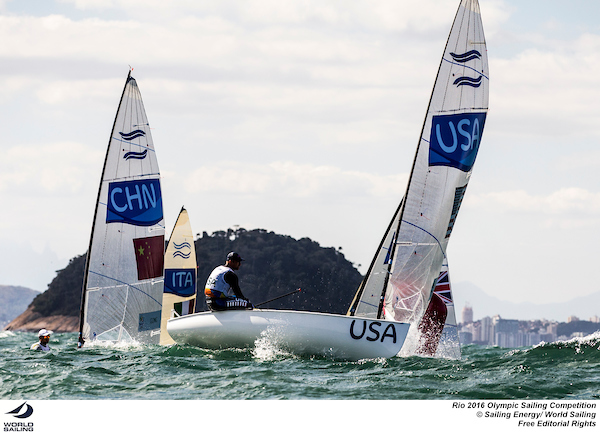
[167,0,489,360]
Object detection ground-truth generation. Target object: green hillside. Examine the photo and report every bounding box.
[30,227,364,317]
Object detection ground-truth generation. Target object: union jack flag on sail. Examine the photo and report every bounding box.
[433,270,453,305]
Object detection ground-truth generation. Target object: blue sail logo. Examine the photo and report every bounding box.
[164,269,196,297]
[450,50,481,63]
[172,241,192,259]
[429,113,486,172]
[124,149,148,160]
[453,75,482,88]
[119,129,146,140]
[107,178,163,226]
[449,50,484,88]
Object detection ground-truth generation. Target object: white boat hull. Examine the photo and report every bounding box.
[167,309,410,361]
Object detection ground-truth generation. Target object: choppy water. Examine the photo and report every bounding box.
[1,331,599,400]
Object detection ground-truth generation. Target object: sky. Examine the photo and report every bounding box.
[0,0,598,317]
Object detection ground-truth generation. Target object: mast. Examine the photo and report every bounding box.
[347,198,402,316]
[78,71,132,348]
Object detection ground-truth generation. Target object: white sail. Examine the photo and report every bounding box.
[347,200,402,318]
[382,0,489,323]
[160,207,197,345]
[78,72,165,346]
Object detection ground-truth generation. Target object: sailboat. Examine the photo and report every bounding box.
[167,0,488,360]
[159,207,197,345]
[78,71,165,347]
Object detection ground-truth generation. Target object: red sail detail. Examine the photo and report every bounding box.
[416,293,448,356]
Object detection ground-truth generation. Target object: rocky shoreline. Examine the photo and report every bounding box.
[4,305,79,333]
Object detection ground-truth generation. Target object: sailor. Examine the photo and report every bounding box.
[31,329,53,351]
[205,252,253,311]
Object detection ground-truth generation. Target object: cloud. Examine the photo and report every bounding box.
[55,0,463,31]
[468,187,600,217]
[184,161,408,199]
[0,141,102,194]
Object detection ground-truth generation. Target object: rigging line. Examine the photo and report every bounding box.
[400,220,447,259]
[111,136,157,151]
[101,172,161,183]
[88,270,162,307]
[358,300,379,309]
[442,57,489,80]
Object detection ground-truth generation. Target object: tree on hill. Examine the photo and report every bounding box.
[557,320,600,338]
[195,228,362,313]
[29,228,364,317]
[31,254,86,317]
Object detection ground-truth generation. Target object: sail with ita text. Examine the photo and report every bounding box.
[160,207,197,345]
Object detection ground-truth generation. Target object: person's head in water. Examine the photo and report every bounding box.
[225,252,244,270]
[38,329,52,347]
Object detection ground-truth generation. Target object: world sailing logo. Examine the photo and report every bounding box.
[428,112,486,172]
[119,129,146,141]
[5,402,33,419]
[106,178,163,226]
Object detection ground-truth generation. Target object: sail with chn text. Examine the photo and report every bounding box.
[160,207,197,345]
[78,72,165,347]
[348,0,488,341]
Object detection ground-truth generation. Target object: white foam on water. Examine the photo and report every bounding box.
[252,325,294,361]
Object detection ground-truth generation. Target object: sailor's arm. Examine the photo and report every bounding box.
[224,271,246,299]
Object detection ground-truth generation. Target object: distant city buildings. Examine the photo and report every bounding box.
[458,306,600,348]
[462,304,473,324]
